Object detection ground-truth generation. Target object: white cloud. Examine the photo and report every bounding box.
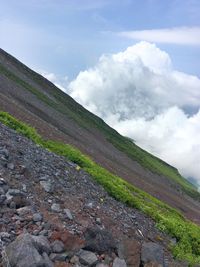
[69,41,200,185]
[111,107,200,182]
[118,27,200,45]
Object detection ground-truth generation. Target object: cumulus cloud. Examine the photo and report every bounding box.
[118,27,200,45]
[69,41,200,185]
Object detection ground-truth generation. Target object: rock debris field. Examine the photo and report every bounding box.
[0,122,185,267]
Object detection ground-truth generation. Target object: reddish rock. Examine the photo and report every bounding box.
[50,230,85,252]
[118,239,141,267]
[54,262,71,267]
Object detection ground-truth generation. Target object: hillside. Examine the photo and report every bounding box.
[0,120,192,267]
[0,48,200,225]
[1,104,200,266]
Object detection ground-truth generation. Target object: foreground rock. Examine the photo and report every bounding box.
[113,257,127,267]
[141,242,164,266]
[78,249,98,266]
[3,233,53,267]
[84,227,116,253]
[118,239,141,267]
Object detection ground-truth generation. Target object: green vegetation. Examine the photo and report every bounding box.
[0,111,200,265]
[0,61,198,201]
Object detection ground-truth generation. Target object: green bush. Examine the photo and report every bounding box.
[0,111,200,265]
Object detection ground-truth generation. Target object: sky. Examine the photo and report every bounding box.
[1,0,200,186]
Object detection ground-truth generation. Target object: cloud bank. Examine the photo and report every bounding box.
[118,27,200,45]
[69,42,200,185]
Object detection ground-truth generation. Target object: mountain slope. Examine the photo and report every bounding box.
[0,120,192,266]
[0,48,200,224]
[1,110,200,265]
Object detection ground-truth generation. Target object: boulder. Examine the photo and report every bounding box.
[78,249,98,266]
[4,233,53,267]
[51,240,65,253]
[32,235,52,254]
[84,227,116,253]
[141,242,164,266]
[118,239,141,267]
[50,230,85,253]
[113,257,127,267]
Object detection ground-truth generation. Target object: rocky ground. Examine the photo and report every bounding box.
[0,122,188,267]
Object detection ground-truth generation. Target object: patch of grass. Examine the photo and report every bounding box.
[0,61,199,201]
[0,111,200,265]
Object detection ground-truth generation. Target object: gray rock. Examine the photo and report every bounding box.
[0,187,5,195]
[78,249,98,266]
[51,203,61,212]
[39,175,49,181]
[40,180,53,193]
[32,235,51,254]
[85,202,94,209]
[1,184,9,193]
[113,258,127,267]
[22,184,27,192]
[0,232,11,241]
[33,213,43,222]
[49,252,68,262]
[0,148,9,159]
[141,242,164,265]
[170,238,177,246]
[0,194,6,204]
[64,208,73,220]
[42,252,54,267]
[70,255,80,264]
[7,162,15,170]
[96,218,101,224]
[51,240,65,253]
[39,230,49,236]
[33,230,40,236]
[17,206,33,216]
[6,189,23,200]
[9,201,16,209]
[4,233,47,267]
[84,227,116,253]
[0,178,6,185]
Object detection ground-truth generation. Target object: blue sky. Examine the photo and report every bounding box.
[0,0,200,78]
[1,0,200,184]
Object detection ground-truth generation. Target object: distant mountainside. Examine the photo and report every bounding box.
[0,48,200,225]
